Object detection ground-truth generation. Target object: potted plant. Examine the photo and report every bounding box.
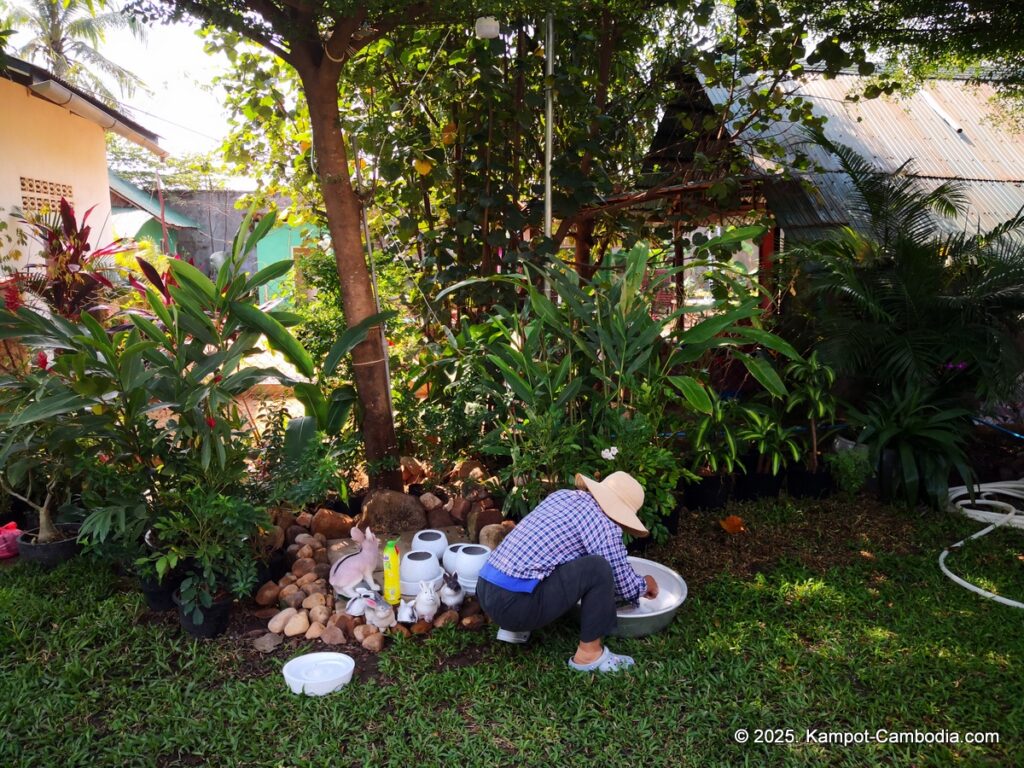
[784,352,838,498]
[684,392,746,510]
[145,488,270,638]
[848,385,974,508]
[0,365,89,567]
[735,404,801,501]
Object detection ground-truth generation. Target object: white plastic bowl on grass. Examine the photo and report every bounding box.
[282,652,355,696]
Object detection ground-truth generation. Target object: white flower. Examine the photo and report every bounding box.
[601,446,619,461]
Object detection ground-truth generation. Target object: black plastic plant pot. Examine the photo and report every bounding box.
[16,524,81,569]
[173,591,233,639]
[786,468,835,499]
[683,476,731,510]
[734,472,785,501]
[254,548,288,590]
[139,572,184,612]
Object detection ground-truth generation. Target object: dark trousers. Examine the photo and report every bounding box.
[477,555,617,642]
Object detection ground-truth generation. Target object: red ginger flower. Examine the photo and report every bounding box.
[36,351,49,371]
[206,416,217,429]
[2,280,21,311]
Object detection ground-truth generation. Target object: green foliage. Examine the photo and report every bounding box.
[689,390,747,477]
[143,487,270,624]
[792,136,1024,406]
[825,447,872,497]
[739,404,802,476]
[445,231,799,523]
[784,351,838,472]
[849,386,974,509]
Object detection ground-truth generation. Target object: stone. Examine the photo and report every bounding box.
[450,497,471,523]
[402,456,427,486]
[292,557,316,577]
[296,572,318,589]
[296,544,314,560]
[254,581,280,607]
[314,548,330,565]
[460,598,482,619]
[260,525,286,552]
[279,584,300,599]
[320,624,347,645]
[305,621,326,640]
[410,620,432,635]
[268,607,297,634]
[305,583,327,598]
[313,532,327,546]
[253,607,279,620]
[391,624,411,638]
[461,614,486,630]
[286,543,301,560]
[311,508,355,540]
[479,496,497,511]
[253,632,283,653]
[361,633,385,653]
[479,523,511,551]
[433,610,459,629]
[314,563,332,580]
[302,592,326,609]
[452,459,485,481]
[353,624,379,642]
[272,507,297,531]
[309,605,331,625]
[419,492,443,512]
[295,533,318,548]
[284,611,311,637]
[296,511,314,528]
[359,489,427,534]
[279,573,298,587]
[467,505,504,543]
[281,590,307,610]
[286,525,306,545]
[427,506,456,529]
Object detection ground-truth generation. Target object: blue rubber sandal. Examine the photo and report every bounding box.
[568,647,635,673]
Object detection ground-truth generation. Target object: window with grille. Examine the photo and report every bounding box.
[19,177,73,215]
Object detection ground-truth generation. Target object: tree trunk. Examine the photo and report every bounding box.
[303,67,402,490]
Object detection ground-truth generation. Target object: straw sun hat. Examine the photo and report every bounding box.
[574,471,648,537]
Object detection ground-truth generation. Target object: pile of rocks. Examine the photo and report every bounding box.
[251,481,507,654]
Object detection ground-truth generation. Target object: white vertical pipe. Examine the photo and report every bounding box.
[544,12,554,241]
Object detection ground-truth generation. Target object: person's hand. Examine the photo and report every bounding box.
[643,575,659,599]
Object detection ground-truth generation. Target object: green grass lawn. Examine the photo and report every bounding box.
[2,498,1023,767]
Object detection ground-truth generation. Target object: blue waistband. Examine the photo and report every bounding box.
[479,561,540,593]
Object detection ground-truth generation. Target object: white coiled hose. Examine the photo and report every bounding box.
[942,482,1024,609]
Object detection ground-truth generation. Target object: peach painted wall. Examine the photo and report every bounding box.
[0,77,113,266]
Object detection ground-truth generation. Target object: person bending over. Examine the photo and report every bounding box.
[477,471,658,673]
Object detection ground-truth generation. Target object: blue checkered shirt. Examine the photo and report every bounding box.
[485,489,647,603]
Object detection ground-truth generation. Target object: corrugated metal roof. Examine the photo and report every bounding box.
[707,74,1024,233]
[108,172,200,230]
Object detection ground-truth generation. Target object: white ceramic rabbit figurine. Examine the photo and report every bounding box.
[344,587,375,617]
[414,580,440,623]
[329,527,381,598]
[396,598,415,623]
[364,596,398,632]
[439,572,464,611]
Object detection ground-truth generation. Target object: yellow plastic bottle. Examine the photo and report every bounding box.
[383,539,401,605]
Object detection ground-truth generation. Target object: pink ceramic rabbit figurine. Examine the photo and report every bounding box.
[414,580,440,623]
[329,527,381,598]
[363,596,398,632]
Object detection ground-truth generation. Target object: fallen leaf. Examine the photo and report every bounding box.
[719,515,747,535]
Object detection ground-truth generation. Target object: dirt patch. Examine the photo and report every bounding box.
[645,494,921,591]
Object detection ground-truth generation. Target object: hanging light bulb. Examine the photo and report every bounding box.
[474,16,500,39]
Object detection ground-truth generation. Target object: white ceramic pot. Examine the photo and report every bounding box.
[411,529,448,560]
[400,549,441,584]
[282,652,355,696]
[442,543,467,574]
[400,575,443,597]
[453,543,490,582]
